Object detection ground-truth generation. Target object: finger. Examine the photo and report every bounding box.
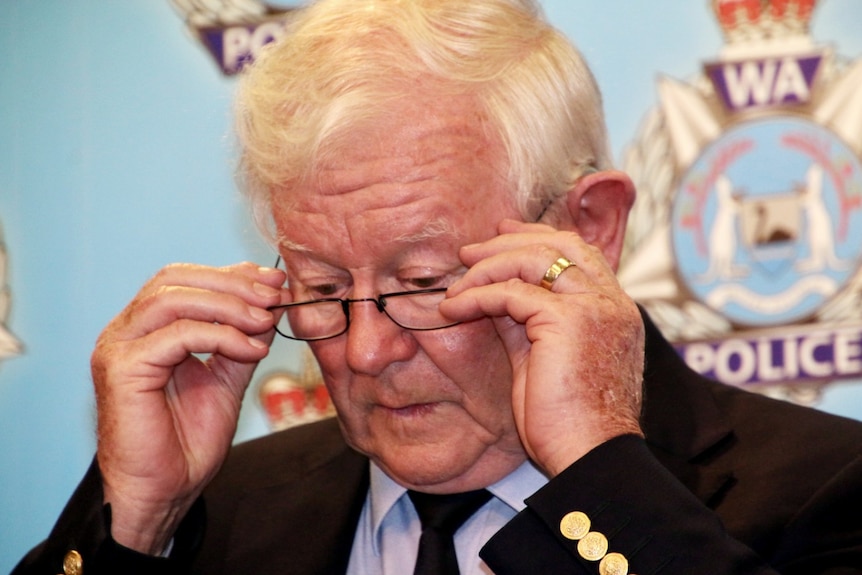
[441,279,568,327]
[207,326,277,394]
[102,319,271,389]
[459,229,601,270]
[458,227,616,282]
[114,285,277,341]
[448,245,587,297]
[109,262,285,340]
[139,262,285,308]
[497,218,556,235]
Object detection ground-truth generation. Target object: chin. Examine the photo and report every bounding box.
[379,456,473,490]
[374,438,523,492]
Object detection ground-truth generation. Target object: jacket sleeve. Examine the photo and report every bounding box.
[11,458,205,575]
[480,434,859,575]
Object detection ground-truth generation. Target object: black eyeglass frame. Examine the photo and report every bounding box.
[266,257,461,341]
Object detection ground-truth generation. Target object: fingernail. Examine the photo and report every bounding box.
[250,306,272,321]
[248,337,267,349]
[446,278,462,293]
[253,282,279,297]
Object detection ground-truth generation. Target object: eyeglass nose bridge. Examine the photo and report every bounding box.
[273,256,396,319]
[340,296,388,315]
[338,296,394,333]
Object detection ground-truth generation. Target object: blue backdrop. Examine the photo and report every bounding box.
[2,1,860,571]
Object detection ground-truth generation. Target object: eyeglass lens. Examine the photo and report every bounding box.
[274,289,457,341]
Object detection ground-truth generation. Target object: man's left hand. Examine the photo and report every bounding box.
[441,219,644,477]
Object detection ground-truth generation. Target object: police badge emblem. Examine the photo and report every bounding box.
[619,0,862,400]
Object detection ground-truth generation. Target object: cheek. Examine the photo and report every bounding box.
[424,321,517,441]
[430,317,505,357]
[307,341,349,395]
[421,319,513,390]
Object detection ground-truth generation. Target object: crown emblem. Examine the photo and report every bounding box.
[713,0,818,43]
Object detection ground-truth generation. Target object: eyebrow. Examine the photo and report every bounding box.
[391,216,461,244]
[275,234,312,254]
[276,216,461,254]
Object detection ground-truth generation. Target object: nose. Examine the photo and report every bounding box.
[344,298,419,376]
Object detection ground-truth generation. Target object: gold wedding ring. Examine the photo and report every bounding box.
[540,257,575,290]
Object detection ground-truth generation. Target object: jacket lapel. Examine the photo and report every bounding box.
[217,421,370,575]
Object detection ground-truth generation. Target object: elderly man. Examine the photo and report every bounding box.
[15,0,862,574]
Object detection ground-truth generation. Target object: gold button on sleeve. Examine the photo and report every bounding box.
[599,552,629,575]
[577,531,609,561]
[63,550,83,575]
[560,510,591,540]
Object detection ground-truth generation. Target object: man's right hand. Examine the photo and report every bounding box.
[90,262,285,554]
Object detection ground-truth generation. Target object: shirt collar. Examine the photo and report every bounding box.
[369,462,408,555]
[368,459,548,554]
[487,458,547,512]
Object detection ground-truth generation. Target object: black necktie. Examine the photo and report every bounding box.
[408,489,492,575]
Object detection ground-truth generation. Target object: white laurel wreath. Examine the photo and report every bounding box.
[169,0,273,28]
[0,224,23,362]
[619,73,735,343]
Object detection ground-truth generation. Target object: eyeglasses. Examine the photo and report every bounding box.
[267,258,460,341]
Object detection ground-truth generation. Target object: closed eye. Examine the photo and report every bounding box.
[403,276,449,290]
[303,282,345,299]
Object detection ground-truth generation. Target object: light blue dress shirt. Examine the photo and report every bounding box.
[346,460,548,575]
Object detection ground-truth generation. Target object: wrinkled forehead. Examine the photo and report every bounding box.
[269,89,515,257]
[275,212,462,255]
[273,180,479,260]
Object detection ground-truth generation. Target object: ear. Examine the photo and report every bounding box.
[563,170,635,271]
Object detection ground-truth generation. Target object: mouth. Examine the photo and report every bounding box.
[381,401,440,418]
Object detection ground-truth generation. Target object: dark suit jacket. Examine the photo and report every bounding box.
[14,313,862,574]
